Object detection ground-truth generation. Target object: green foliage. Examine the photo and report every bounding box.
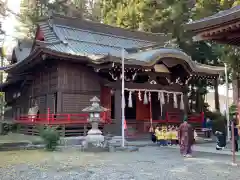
[39,125,60,151]
[18,0,101,37]
[229,103,238,118]
[1,123,19,135]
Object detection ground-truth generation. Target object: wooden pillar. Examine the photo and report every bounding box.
[46,94,54,114]
[113,88,122,135]
[100,86,111,120]
[214,79,220,111]
[56,91,62,113]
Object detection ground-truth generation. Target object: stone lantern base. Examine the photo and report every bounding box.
[85,129,105,143]
[82,127,108,152]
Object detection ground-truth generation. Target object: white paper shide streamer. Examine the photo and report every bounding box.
[128,91,133,108]
[160,92,165,116]
[143,91,148,104]
[123,88,184,114]
[138,91,142,101]
[173,93,178,108]
[180,94,184,110]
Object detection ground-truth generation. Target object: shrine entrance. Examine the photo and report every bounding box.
[124,89,184,119]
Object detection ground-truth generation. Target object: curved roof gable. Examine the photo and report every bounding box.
[127,48,224,74]
[185,6,240,31]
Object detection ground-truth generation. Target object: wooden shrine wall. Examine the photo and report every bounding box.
[4,61,59,118]
[28,61,58,115]
[57,62,101,113]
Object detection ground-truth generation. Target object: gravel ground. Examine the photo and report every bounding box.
[0,147,239,180]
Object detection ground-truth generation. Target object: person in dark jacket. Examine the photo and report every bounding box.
[230,114,239,152]
[215,131,226,150]
[149,126,156,143]
[233,122,239,152]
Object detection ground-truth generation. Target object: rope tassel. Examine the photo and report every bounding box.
[160,100,163,117]
[167,93,170,103]
[148,92,151,102]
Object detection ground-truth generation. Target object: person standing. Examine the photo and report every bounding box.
[178,115,194,157]
[230,114,239,152]
[206,117,212,138]
[233,122,239,152]
[149,126,156,143]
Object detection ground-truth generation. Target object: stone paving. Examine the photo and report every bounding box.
[0,147,239,180]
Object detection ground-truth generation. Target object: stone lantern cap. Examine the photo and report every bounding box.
[82,96,108,113]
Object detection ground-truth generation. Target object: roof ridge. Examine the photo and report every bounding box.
[48,13,170,43]
[185,6,240,31]
[55,24,156,44]
[52,12,167,35]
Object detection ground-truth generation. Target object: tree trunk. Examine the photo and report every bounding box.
[214,79,220,111]
[232,78,240,105]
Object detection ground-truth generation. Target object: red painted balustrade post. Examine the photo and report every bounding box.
[47,108,50,124]
[67,114,71,122]
[201,112,204,123]
[166,112,169,124]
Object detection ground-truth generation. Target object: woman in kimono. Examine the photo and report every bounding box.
[178,115,194,157]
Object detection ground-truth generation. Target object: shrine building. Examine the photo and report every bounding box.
[1,13,224,136]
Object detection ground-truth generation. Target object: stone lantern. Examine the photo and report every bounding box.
[82,96,107,146]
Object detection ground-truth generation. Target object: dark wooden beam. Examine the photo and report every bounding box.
[87,62,113,70]
[138,71,170,77]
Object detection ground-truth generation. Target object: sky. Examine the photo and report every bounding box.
[0,0,233,98]
[1,0,21,54]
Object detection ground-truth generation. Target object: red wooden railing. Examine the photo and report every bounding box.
[15,111,203,125]
[15,111,111,125]
[151,112,204,124]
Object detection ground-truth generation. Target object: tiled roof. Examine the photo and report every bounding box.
[185,6,240,31]
[192,6,240,23]
[12,39,33,62]
[38,19,160,59]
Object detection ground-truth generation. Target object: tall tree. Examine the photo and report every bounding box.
[18,0,101,38]
[102,0,154,31]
